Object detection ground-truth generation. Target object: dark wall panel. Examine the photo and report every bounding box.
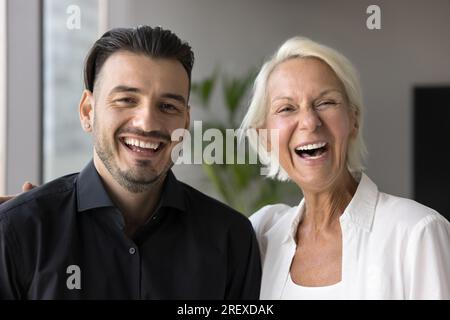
[414,87,450,221]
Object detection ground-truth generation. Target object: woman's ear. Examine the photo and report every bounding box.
[350,108,359,138]
[257,127,272,152]
[79,90,94,132]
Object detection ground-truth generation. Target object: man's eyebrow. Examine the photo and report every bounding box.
[108,85,143,95]
[161,93,187,105]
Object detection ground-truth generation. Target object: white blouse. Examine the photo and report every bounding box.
[282,273,343,300]
[250,173,450,300]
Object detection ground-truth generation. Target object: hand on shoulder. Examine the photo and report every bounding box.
[0,182,37,204]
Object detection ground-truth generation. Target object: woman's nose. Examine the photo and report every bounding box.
[298,108,322,131]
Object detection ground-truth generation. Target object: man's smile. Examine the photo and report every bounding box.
[119,136,166,158]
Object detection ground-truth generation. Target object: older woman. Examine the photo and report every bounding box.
[241,37,450,299]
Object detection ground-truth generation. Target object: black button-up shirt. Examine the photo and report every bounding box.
[0,161,261,299]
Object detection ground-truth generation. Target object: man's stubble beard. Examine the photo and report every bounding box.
[92,112,173,194]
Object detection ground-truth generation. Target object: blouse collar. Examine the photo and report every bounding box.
[282,172,379,243]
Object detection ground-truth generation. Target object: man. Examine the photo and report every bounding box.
[0,26,261,299]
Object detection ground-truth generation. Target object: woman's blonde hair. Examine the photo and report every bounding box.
[240,36,367,181]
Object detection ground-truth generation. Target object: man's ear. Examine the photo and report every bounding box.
[79,90,94,132]
[184,105,191,130]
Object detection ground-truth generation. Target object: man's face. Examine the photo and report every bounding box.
[87,51,190,193]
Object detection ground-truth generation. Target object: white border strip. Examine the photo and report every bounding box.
[0,0,7,195]
[98,0,109,37]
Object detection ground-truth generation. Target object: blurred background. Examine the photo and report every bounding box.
[0,0,449,218]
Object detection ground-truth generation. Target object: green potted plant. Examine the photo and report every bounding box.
[191,69,297,216]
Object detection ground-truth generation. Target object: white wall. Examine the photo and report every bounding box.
[108,0,450,198]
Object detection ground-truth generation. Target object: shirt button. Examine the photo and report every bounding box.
[129,247,136,255]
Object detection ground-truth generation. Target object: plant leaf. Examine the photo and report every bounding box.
[191,71,218,108]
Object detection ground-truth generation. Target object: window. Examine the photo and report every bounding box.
[43,0,106,181]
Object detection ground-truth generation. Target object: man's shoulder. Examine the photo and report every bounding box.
[0,173,78,223]
[178,181,250,225]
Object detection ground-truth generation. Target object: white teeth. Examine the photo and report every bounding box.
[123,138,159,150]
[296,142,327,151]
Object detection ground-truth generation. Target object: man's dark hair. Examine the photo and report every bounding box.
[84,25,194,93]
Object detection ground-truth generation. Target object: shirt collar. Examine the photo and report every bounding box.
[339,172,378,231]
[76,160,186,213]
[282,172,379,243]
[76,160,115,212]
[159,169,186,212]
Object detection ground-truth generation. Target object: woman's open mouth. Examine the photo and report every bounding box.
[294,142,328,160]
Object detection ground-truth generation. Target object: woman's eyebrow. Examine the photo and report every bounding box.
[271,89,342,103]
[271,96,295,103]
[316,89,343,98]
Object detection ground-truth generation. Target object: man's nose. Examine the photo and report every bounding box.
[131,104,163,132]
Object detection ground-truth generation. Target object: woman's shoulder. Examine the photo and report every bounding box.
[376,191,449,232]
[249,203,296,237]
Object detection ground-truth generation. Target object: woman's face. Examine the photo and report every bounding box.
[265,57,357,192]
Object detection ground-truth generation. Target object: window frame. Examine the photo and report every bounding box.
[3,0,42,194]
[0,0,6,194]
